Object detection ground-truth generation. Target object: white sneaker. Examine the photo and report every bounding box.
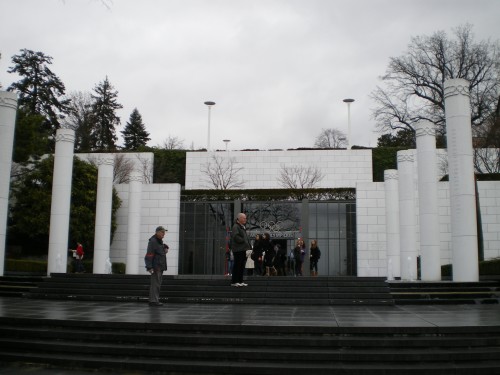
[231,283,241,287]
[239,283,248,287]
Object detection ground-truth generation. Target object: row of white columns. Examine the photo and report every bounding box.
[384,79,479,282]
[0,92,18,277]
[0,90,145,276]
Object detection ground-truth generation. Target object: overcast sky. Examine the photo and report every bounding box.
[1,0,499,151]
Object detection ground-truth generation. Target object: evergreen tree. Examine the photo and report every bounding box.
[12,109,51,163]
[8,156,121,256]
[90,76,122,151]
[7,49,70,136]
[121,108,150,150]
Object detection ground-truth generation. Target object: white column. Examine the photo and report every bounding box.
[384,169,400,280]
[415,121,441,281]
[444,78,479,282]
[0,92,18,276]
[93,157,114,274]
[397,150,418,281]
[47,129,76,275]
[126,170,142,274]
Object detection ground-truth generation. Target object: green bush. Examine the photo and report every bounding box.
[5,259,46,274]
[441,258,500,277]
[6,258,126,275]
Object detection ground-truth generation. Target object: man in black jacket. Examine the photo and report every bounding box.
[144,226,169,306]
[230,213,252,287]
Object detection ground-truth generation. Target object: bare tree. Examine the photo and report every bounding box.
[277,165,324,189]
[371,24,499,138]
[87,154,135,184]
[135,154,153,183]
[314,128,347,148]
[201,154,245,190]
[162,135,185,150]
[64,91,94,152]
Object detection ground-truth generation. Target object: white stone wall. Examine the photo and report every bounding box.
[480,181,500,260]
[185,150,373,189]
[110,183,181,275]
[356,182,387,277]
[356,179,500,277]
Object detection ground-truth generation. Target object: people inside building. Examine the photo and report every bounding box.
[293,238,305,276]
[252,234,263,276]
[310,239,321,276]
[262,233,276,276]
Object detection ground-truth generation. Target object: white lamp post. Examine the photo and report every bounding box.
[343,98,355,149]
[204,101,216,151]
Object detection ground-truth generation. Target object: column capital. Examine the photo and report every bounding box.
[397,150,414,163]
[444,78,470,100]
[97,157,114,167]
[55,129,75,144]
[415,121,436,138]
[0,91,18,110]
[384,169,398,181]
[129,170,143,183]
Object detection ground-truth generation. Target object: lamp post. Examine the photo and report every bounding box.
[204,101,216,151]
[223,139,230,151]
[343,98,355,149]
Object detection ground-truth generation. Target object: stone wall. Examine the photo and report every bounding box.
[110,183,181,275]
[356,180,500,277]
[185,150,373,189]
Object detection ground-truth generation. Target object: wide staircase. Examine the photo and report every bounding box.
[0,275,44,298]
[389,280,500,305]
[0,316,499,374]
[25,274,395,305]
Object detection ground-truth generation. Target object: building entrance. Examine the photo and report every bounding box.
[179,200,356,276]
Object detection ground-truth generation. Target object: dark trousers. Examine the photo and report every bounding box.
[149,271,163,303]
[231,251,246,284]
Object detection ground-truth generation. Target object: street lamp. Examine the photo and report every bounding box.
[223,139,230,151]
[204,101,216,151]
[343,98,355,149]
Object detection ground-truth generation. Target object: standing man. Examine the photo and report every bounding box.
[144,226,169,306]
[230,213,252,287]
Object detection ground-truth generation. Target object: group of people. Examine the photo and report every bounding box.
[247,236,321,277]
[226,213,322,284]
[143,213,322,305]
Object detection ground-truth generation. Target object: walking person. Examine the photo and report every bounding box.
[230,213,252,287]
[310,239,321,276]
[273,244,287,276]
[293,238,305,276]
[245,249,254,276]
[144,226,169,306]
[262,233,276,276]
[252,234,263,277]
[72,242,85,273]
[226,249,234,276]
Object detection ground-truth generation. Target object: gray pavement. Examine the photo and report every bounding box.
[0,296,499,374]
[1,296,499,328]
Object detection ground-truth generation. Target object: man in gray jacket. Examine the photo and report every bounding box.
[230,213,252,287]
[145,226,169,306]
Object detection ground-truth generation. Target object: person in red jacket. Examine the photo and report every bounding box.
[73,242,85,273]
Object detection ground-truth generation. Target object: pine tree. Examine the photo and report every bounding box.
[121,108,150,150]
[90,76,123,151]
[8,49,70,136]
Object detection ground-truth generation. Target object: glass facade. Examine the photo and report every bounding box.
[179,200,356,276]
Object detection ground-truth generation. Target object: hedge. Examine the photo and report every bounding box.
[5,259,126,275]
[441,258,500,277]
